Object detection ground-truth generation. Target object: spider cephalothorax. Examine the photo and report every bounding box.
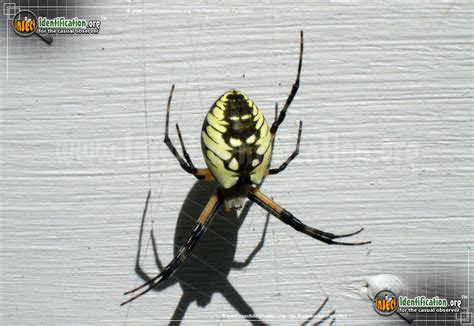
[122,31,370,306]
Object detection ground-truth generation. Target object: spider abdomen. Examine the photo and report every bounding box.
[201,89,272,189]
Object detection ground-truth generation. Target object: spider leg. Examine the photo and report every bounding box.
[247,187,371,246]
[175,123,196,170]
[271,30,303,136]
[121,189,223,306]
[268,120,303,175]
[268,102,279,164]
[274,102,279,125]
[164,85,213,180]
[132,192,176,294]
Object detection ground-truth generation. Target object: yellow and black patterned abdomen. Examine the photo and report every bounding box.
[201,89,272,189]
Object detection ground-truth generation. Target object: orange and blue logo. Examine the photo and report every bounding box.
[12,10,38,37]
[373,289,398,316]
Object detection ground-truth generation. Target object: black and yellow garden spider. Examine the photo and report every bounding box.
[122,30,370,306]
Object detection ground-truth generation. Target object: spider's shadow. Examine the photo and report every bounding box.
[134,180,269,325]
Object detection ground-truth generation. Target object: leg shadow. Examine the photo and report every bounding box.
[301,297,336,325]
[133,181,269,325]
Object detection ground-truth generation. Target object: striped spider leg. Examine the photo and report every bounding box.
[164,84,214,181]
[121,189,223,306]
[248,186,370,246]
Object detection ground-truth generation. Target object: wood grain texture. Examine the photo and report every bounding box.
[1,1,472,324]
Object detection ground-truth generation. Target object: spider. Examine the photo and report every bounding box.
[122,30,370,306]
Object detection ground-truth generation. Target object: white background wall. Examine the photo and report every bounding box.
[1,1,472,325]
